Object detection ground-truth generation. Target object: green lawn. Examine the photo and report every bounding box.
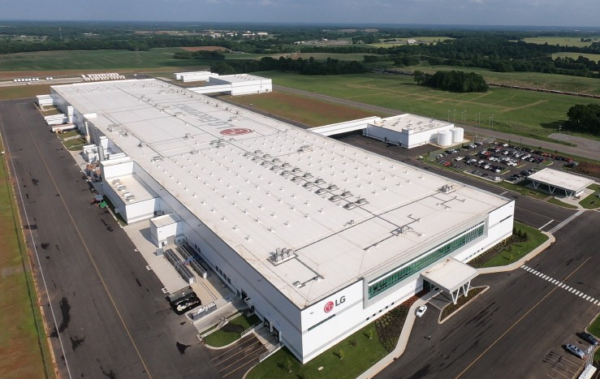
[588,314,600,361]
[203,314,260,347]
[579,184,600,209]
[247,322,387,379]
[547,197,579,209]
[481,222,549,267]
[255,71,600,142]
[63,136,86,151]
[0,140,54,378]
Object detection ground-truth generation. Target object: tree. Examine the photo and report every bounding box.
[565,104,600,134]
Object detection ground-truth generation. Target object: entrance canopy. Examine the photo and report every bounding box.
[528,168,593,197]
[421,258,479,304]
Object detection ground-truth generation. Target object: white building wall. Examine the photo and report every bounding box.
[102,160,134,180]
[123,198,160,224]
[365,124,455,149]
[453,201,514,262]
[150,219,183,246]
[133,162,306,358]
[301,278,417,362]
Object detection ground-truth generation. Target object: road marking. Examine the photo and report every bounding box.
[521,265,599,307]
[538,219,554,231]
[500,191,507,196]
[0,108,74,379]
[21,107,154,379]
[548,210,585,234]
[455,258,592,379]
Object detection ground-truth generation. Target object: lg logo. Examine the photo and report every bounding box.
[324,296,346,313]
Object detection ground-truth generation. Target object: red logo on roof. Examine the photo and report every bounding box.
[220,128,253,136]
[324,301,334,313]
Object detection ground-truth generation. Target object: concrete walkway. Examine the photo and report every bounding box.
[358,232,556,379]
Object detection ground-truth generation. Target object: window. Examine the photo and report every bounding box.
[368,223,484,299]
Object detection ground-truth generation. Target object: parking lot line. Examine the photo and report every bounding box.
[455,258,592,379]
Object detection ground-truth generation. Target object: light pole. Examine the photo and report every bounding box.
[477,113,481,128]
[447,109,451,122]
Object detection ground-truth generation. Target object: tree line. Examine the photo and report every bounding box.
[210,56,367,75]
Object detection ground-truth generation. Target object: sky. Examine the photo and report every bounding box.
[1,0,599,27]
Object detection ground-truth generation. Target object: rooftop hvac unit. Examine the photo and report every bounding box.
[344,202,358,210]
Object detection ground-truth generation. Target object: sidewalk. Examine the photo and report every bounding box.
[358,232,556,379]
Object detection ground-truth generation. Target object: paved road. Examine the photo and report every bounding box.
[274,84,600,161]
[375,211,600,379]
[0,99,219,379]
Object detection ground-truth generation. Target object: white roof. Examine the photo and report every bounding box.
[528,168,593,192]
[151,213,181,228]
[52,79,509,309]
[371,114,453,134]
[215,74,271,83]
[107,174,156,204]
[421,258,478,292]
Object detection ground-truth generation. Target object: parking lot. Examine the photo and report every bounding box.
[434,141,577,183]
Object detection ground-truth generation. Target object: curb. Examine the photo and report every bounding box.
[358,232,556,379]
[438,286,489,325]
[476,232,555,274]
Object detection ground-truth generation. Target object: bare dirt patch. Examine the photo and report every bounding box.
[181,46,229,52]
[574,162,600,178]
[228,91,385,127]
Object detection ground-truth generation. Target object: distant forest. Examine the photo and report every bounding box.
[1,21,600,78]
[210,57,368,75]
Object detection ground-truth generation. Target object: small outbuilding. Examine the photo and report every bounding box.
[527,168,593,197]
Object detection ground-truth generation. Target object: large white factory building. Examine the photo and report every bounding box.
[49,79,514,363]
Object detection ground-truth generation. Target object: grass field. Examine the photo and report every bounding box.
[255,71,600,141]
[225,91,388,126]
[401,64,600,95]
[522,37,600,48]
[0,48,212,78]
[552,52,600,63]
[0,139,54,378]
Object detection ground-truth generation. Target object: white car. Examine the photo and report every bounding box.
[416,305,428,317]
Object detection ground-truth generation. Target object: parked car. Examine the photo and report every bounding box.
[565,343,586,359]
[579,332,599,346]
[171,294,201,315]
[416,305,428,317]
